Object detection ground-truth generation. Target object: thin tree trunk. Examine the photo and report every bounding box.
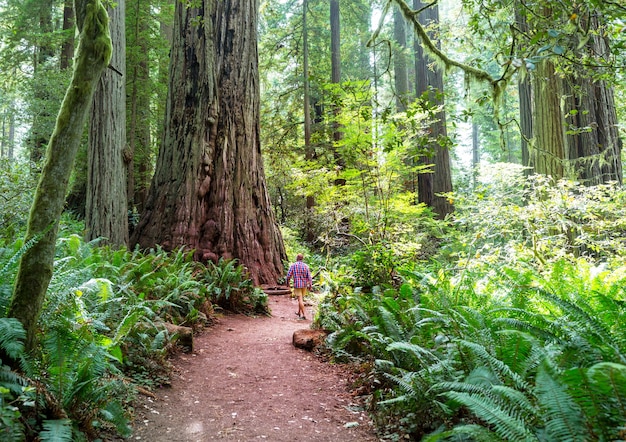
[131,0,285,285]
[86,0,128,247]
[303,0,316,243]
[413,0,453,218]
[393,5,409,111]
[9,0,111,351]
[60,0,75,70]
[515,3,533,175]
[472,120,479,188]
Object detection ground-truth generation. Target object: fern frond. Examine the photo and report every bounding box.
[100,400,132,437]
[0,366,27,394]
[494,330,539,377]
[386,341,440,366]
[536,288,625,363]
[586,362,626,431]
[39,419,73,442]
[458,340,528,390]
[492,317,563,352]
[375,305,404,342]
[444,390,537,442]
[0,317,26,360]
[535,363,588,442]
[422,424,502,442]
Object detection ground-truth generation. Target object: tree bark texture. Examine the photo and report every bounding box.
[413,0,453,219]
[514,3,533,175]
[127,0,153,213]
[131,0,286,285]
[562,14,622,185]
[393,5,409,111]
[532,59,565,179]
[86,0,129,247]
[9,0,112,350]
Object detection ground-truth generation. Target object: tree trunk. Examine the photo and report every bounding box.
[413,0,453,219]
[60,0,75,70]
[86,0,128,247]
[126,0,153,215]
[9,0,112,351]
[563,14,622,185]
[532,59,565,179]
[131,0,285,285]
[515,3,533,176]
[28,0,56,166]
[330,0,345,180]
[472,119,479,188]
[303,0,316,243]
[393,5,409,111]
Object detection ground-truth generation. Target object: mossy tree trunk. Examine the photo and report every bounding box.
[9,0,112,351]
[86,0,128,247]
[131,0,285,285]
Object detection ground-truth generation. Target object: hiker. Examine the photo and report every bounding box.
[286,253,312,320]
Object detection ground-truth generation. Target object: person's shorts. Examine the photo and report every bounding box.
[293,287,306,297]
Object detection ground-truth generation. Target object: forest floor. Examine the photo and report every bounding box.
[131,294,381,441]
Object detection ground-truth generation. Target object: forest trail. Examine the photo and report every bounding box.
[132,294,379,441]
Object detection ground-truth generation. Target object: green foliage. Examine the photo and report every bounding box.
[0,160,36,246]
[318,181,626,440]
[200,258,268,315]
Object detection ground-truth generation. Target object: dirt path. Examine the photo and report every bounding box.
[132,294,379,441]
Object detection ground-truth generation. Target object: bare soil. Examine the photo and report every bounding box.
[132,294,380,441]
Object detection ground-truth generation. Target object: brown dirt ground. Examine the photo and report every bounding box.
[132,294,381,441]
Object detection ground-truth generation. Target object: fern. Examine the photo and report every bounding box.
[444,390,538,442]
[0,318,25,361]
[422,424,502,442]
[39,419,73,442]
[535,288,625,363]
[458,340,529,390]
[386,341,440,367]
[535,363,588,441]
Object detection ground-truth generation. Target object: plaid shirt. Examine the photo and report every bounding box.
[287,261,312,288]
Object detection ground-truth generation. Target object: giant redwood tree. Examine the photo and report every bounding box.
[131,0,285,285]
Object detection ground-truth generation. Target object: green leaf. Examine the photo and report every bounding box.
[40,419,73,442]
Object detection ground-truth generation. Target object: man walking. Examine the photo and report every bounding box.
[286,253,312,320]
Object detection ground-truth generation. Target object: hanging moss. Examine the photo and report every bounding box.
[371,0,514,147]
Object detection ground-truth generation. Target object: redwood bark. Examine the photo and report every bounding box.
[86,0,128,247]
[532,59,565,178]
[131,0,285,285]
[413,0,453,218]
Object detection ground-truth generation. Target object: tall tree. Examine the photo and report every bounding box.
[412,0,453,218]
[303,0,316,242]
[562,13,622,185]
[85,0,128,247]
[8,0,112,351]
[131,0,285,285]
[60,0,75,70]
[393,4,409,111]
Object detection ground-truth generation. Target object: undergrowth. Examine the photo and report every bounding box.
[316,178,626,441]
[0,231,263,440]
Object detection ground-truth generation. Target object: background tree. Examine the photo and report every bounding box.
[412,0,454,218]
[131,0,285,285]
[86,0,128,247]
